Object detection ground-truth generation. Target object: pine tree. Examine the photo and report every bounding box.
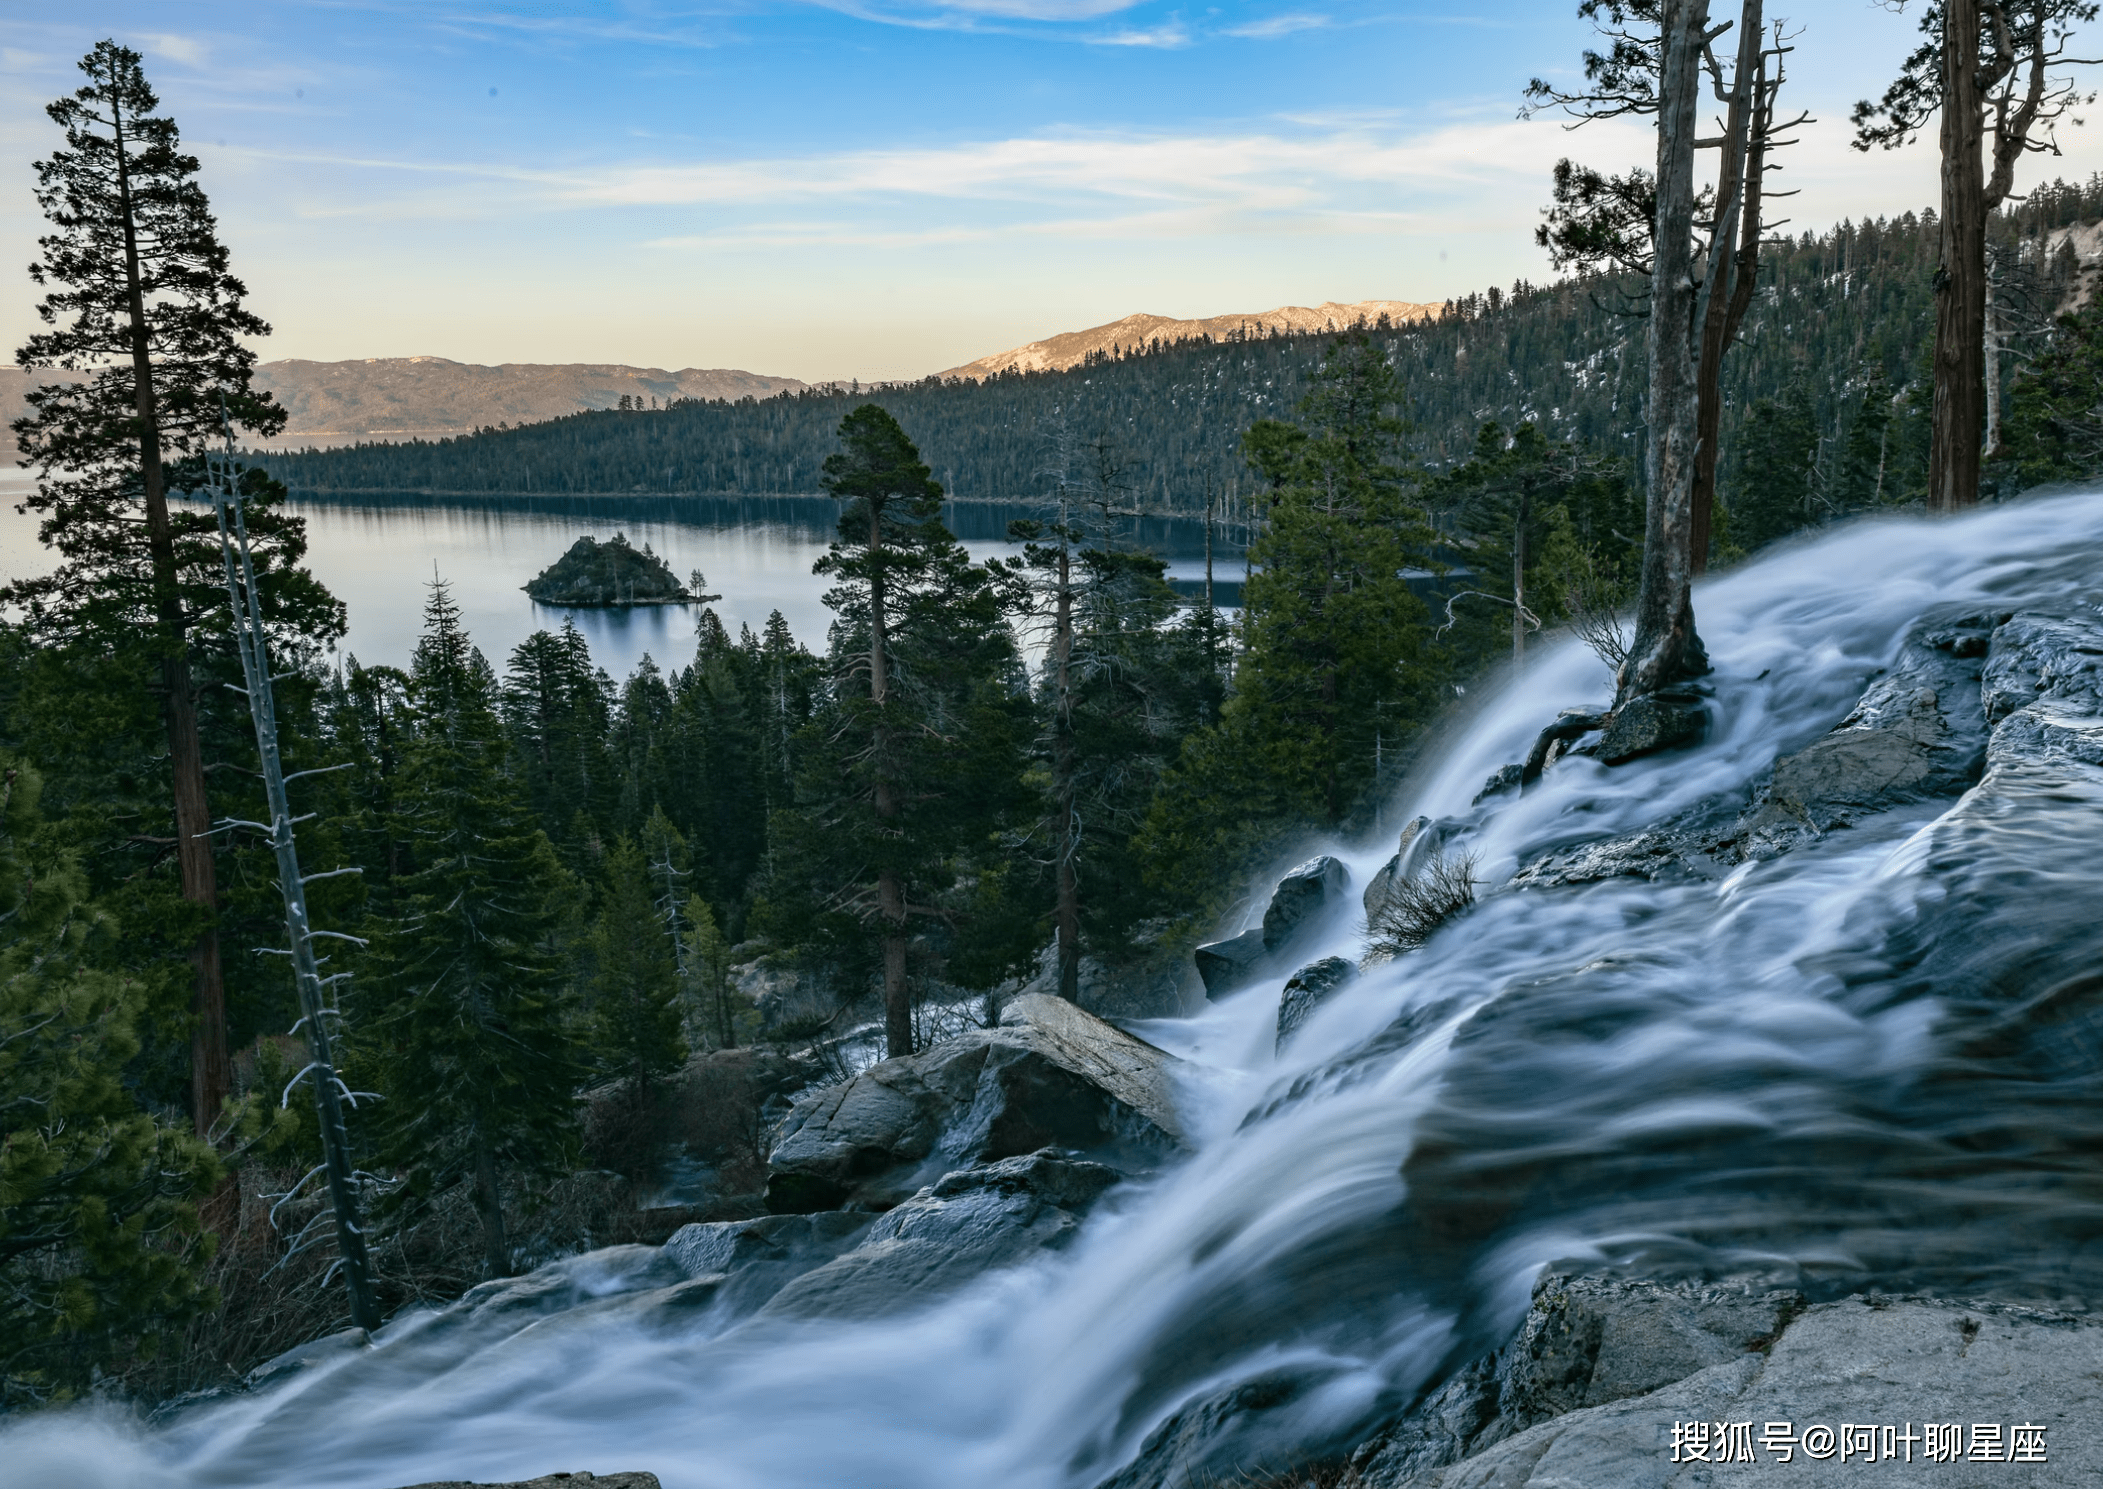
[502,620,614,857]
[785,405,1028,1056]
[0,752,219,1403]
[1727,384,1822,550]
[680,895,741,1051]
[588,835,687,1085]
[357,584,585,1278]
[1141,335,1440,912]
[7,41,334,1134]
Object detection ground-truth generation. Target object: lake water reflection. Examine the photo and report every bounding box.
[0,480,1245,682]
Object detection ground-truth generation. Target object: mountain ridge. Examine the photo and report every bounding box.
[936,299,1442,380]
[0,359,812,454]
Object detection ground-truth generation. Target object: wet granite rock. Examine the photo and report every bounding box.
[1275,956,1360,1051]
[1473,763,1524,804]
[1347,1273,1804,1485]
[1513,611,2008,889]
[1196,855,1352,998]
[1754,608,1996,833]
[759,1150,1118,1319]
[1192,928,1271,999]
[1092,1367,1340,1489]
[1364,816,1436,920]
[1373,1293,2101,1487]
[659,1211,874,1313]
[1594,692,1708,766]
[398,1475,660,1489]
[1262,855,1351,952]
[764,994,1184,1212]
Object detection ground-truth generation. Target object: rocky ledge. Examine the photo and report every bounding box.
[400,1475,659,1489]
[1104,1272,2100,1488]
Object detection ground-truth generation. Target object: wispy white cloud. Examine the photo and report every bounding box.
[1090,20,1191,46]
[797,0,1144,28]
[1223,12,1328,39]
[250,113,1656,238]
[137,31,210,67]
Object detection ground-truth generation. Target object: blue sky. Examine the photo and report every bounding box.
[5,2,2103,381]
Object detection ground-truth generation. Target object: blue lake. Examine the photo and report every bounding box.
[1,478,1245,682]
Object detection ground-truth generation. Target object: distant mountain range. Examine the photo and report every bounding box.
[0,359,812,456]
[0,299,1439,461]
[937,300,1441,380]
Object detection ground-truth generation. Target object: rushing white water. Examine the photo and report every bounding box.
[20,494,2103,1489]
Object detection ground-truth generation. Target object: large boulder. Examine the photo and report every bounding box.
[1346,1274,1804,1484]
[759,1150,1119,1319]
[1275,956,1359,1051]
[659,1211,874,1314]
[1195,855,1352,999]
[1363,817,1436,920]
[1758,608,1995,831]
[1367,1291,2102,1487]
[1594,690,1707,766]
[764,994,1185,1213]
[1097,1273,2103,1489]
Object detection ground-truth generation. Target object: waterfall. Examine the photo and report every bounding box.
[17,492,2103,1489]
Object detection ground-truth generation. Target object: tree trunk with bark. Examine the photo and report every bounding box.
[1932,0,1989,513]
[471,1135,510,1279]
[1689,0,1764,573]
[1620,0,1713,705]
[1052,540,1080,1004]
[112,90,228,1137]
[868,503,913,1059]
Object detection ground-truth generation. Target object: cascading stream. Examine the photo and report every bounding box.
[13,494,2103,1489]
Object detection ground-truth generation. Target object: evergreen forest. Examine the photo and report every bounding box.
[25,32,2103,1419]
[270,177,2103,536]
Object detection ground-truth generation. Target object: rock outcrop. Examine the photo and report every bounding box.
[759,1151,1119,1319]
[1275,956,1359,1050]
[1195,855,1353,998]
[1512,608,2013,890]
[398,1475,660,1489]
[1356,1283,2100,1487]
[1098,1273,2100,1488]
[764,993,1184,1212]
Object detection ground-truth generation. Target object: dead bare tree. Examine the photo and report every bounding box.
[1529,3,1808,576]
[1856,0,2101,511]
[1528,0,1721,705]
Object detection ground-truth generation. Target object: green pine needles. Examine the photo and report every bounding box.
[354,584,585,1279]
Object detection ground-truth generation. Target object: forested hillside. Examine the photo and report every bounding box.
[268,180,2103,519]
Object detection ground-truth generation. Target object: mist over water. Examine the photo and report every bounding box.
[18,494,2103,1489]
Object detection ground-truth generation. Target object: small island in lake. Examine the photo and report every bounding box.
[523,533,712,607]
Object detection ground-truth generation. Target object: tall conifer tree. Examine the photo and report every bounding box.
[358,585,583,1279]
[786,405,1026,1056]
[8,42,333,1134]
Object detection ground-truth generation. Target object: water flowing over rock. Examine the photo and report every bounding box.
[31,496,2103,1489]
[1358,1287,2101,1487]
[759,1152,1120,1319]
[1275,956,1359,1050]
[396,1475,661,1489]
[764,993,1184,1212]
[1195,854,1352,997]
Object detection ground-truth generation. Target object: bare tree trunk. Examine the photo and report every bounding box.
[1620,0,1712,705]
[1984,249,2003,460]
[1511,496,1528,670]
[112,86,228,1137]
[868,502,912,1059]
[1052,540,1080,1003]
[1689,0,1763,574]
[1932,0,1988,512]
[470,1135,510,1279]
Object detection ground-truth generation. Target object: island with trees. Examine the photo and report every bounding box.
[523,533,709,606]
